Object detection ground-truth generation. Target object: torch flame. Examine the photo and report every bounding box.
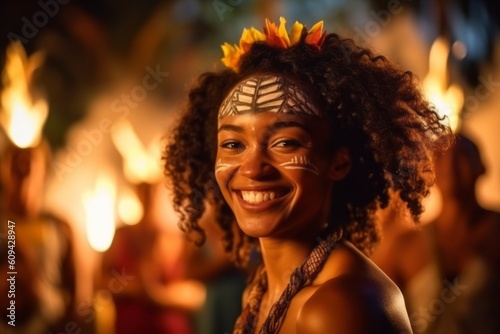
[111,120,163,184]
[0,41,48,148]
[118,187,144,225]
[423,37,463,132]
[83,174,116,252]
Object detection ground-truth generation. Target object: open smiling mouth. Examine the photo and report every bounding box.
[239,189,290,204]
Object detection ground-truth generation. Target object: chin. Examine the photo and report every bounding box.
[237,222,274,238]
[235,216,284,238]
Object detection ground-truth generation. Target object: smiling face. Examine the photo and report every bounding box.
[215,75,337,240]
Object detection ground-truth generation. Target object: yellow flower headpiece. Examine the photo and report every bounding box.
[221,17,326,71]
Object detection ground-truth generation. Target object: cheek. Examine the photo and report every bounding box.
[276,155,321,176]
[214,158,238,189]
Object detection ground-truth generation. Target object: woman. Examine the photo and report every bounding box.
[164,17,452,333]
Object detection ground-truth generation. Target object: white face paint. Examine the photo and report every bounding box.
[215,159,235,174]
[218,75,321,118]
[279,155,319,175]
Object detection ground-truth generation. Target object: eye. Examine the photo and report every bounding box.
[272,139,303,148]
[220,140,245,150]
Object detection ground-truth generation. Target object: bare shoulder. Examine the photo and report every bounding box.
[296,242,412,334]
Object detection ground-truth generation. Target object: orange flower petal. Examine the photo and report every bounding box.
[240,27,265,52]
[290,21,304,45]
[305,20,325,46]
[278,17,291,47]
[221,42,243,71]
[264,18,286,48]
[249,27,266,41]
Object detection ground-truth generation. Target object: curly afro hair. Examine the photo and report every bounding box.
[163,29,453,268]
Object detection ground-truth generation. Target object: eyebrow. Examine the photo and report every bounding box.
[269,121,310,133]
[218,124,244,133]
[217,120,311,134]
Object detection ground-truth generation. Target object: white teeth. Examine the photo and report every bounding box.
[241,191,280,204]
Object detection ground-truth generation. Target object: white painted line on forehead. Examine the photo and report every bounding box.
[218,75,321,118]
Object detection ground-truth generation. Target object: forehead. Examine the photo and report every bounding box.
[218,75,321,119]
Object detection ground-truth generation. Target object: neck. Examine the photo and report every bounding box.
[259,234,317,301]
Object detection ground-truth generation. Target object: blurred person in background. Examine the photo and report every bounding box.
[183,203,246,334]
[0,140,78,334]
[100,182,205,334]
[377,134,500,334]
[409,134,500,334]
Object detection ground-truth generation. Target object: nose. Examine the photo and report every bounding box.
[238,147,277,180]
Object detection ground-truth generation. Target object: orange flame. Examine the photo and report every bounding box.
[0,41,48,148]
[111,120,163,184]
[423,37,463,132]
[117,187,144,225]
[83,174,116,252]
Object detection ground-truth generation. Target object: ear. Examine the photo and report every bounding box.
[328,147,351,181]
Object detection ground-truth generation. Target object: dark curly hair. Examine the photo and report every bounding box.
[163,30,453,268]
